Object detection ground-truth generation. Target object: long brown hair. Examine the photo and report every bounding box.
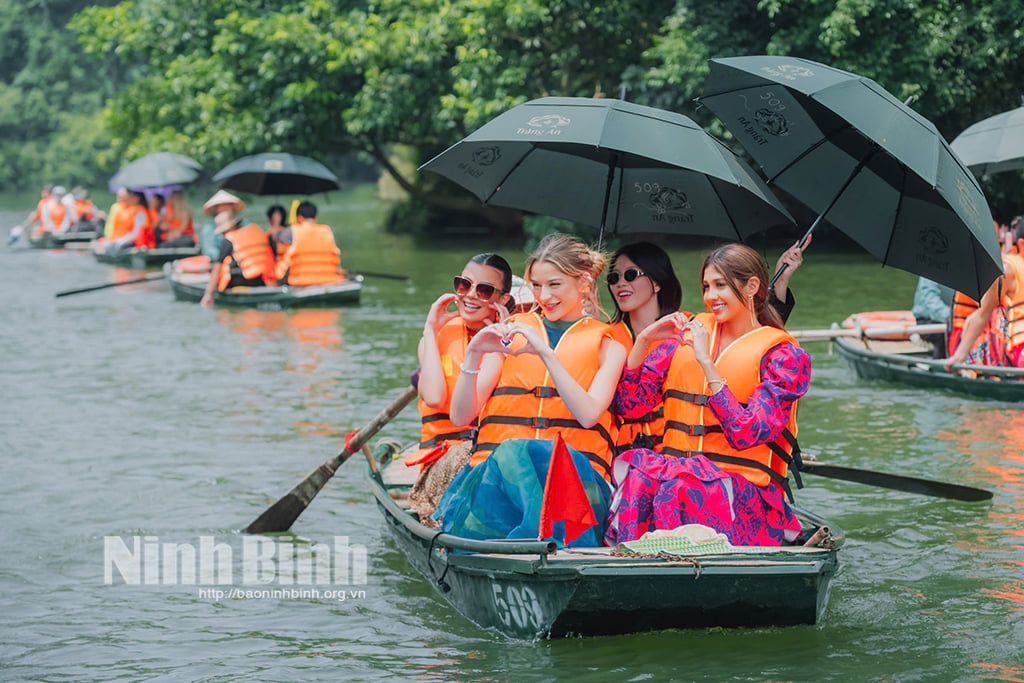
[701,243,784,329]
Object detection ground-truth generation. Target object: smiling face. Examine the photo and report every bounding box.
[608,254,659,317]
[528,259,585,322]
[456,261,509,328]
[702,264,754,324]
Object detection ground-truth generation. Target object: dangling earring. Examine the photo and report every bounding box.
[748,294,757,327]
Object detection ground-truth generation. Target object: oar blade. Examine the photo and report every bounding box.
[800,462,993,502]
[244,465,337,534]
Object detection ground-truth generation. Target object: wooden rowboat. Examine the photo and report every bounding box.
[369,449,843,639]
[164,261,362,309]
[27,230,96,249]
[834,336,1024,402]
[93,242,201,269]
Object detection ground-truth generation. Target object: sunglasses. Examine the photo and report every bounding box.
[606,268,647,286]
[454,276,504,301]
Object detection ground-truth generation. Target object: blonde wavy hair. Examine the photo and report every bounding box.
[525,233,608,320]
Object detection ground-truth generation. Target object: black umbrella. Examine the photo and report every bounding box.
[420,97,794,247]
[109,152,202,189]
[213,153,340,195]
[951,102,1024,176]
[700,55,1002,300]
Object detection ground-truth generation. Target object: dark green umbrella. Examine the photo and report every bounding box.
[700,55,1002,300]
[951,103,1024,176]
[419,97,794,246]
[213,153,339,195]
[109,152,202,189]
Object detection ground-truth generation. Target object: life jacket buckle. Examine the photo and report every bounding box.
[531,417,552,429]
[532,386,558,398]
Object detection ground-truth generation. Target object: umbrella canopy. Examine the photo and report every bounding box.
[700,55,1002,300]
[109,152,202,189]
[213,153,340,195]
[951,104,1024,176]
[419,97,795,246]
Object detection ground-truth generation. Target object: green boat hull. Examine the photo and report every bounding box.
[835,337,1024,402]
[370,461,842,639]
[94,246,201,269]
[165,263,362,309]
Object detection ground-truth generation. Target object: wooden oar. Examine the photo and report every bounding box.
[800,461,992,501]
[245,385,418,534]
[352,270,411,281]
[55,274,168,298]
[790,323,946,342]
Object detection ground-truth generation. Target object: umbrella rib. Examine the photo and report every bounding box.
[882,162,909,273]
[706,179,747,242]
[479,148,536,205]
[764,122,855,185]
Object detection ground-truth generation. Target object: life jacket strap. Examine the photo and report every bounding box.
[491,386,560,398]
[419,429,476,449]
[664,389,710,406]
[663,420,722,437]
[618,407,664,425]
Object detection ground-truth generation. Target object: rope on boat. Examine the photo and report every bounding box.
[608,549,704,578]
[426,531,452,592]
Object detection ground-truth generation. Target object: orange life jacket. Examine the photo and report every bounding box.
[471,312,618,480]
[608,319,665,452]
[218,224,273,291]
[275,223,344,286]
[74,200,95,220]
[410,318,477,463]
[47,202,66,230]
[947,291,980,357]
[659,312,802,495]
[994,253,1024,363]
[109,205,151,247]
[165,205,195,237]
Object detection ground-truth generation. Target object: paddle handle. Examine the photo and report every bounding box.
[328,385,418,472]
[55,274,167,298]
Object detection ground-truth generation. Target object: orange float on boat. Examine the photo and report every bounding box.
[841,310,918,340]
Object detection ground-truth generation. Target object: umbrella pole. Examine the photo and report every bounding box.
[769,147,877,289]
[596,153,619,251]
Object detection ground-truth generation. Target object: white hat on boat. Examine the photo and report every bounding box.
[202,190,245,216]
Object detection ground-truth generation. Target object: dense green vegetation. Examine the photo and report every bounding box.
[5,0,1023,229]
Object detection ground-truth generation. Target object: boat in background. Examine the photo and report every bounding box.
[835,336,1024,402]
[368,444,842,639]
[164,260,362,309]
[28,230,98,249]
[93,239,200,269]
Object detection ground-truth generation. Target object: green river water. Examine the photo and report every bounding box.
[1,188,1021,682]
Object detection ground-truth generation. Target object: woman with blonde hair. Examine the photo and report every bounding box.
[160,190,196,247]
[450,233,627,480]
[607,242,809,546]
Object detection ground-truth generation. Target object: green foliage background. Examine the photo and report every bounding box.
[4,0,1023,226]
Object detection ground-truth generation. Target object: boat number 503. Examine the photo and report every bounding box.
[491,583,543,631]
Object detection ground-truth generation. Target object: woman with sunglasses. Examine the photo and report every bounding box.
[606,243,809,547]
[405,253,514,523]
[607,240,804,452]
[450,233,628,480]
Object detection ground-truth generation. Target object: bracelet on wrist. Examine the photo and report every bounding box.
[707,378,727,392]
[460,362,481,375]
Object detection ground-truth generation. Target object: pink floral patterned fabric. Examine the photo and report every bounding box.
[605,450,802,546]
[606,337,810,546]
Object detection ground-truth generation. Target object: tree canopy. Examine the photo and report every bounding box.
[5,0,1023,222]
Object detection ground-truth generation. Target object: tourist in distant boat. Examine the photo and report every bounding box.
[24,185,51,236]
[606,243,809,547]
[60,186,78,230]
[69,187,103,233]
[265,204,289,259]
[275,201,346,286]
[39,186,71,235]
[103,188,128,240]
[946,217,1024,370]
[200,209,275,307]
[406,253,514,524]
[105,190,152,253]
[911,277,954,358]
[147,193,168,244]
[159,190,196,247]
[197,190,245,262]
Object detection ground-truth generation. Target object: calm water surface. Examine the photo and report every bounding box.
[1,195,1022,682]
